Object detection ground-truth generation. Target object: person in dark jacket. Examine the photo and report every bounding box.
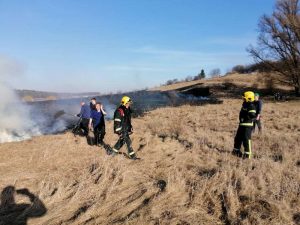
[232,91,257,159]
[89,103,105,145]
[77,101,91,136]
[98,102,107,143]
[111,96,137,160]
[253,93,263,133]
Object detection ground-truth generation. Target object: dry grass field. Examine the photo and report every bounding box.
[152,73,293,94]
[0,97,299,225]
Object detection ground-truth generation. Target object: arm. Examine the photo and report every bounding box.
[100,105,107,115]
[248,105,257,120]
[77,106,83,117]
[255,101,262,120]
[89,118,93,129]
[114,110,122,135]
[16,189,47,217]
[89,111,94,129]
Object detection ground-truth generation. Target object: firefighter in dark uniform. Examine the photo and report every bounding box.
[232,91,257,159]
[112,96,137,160]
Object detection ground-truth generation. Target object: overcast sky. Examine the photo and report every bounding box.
[0,0,275,93]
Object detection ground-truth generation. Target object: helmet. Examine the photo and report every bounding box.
[243,91,255,102]
[254,92,260,97]
[121,96,132,105]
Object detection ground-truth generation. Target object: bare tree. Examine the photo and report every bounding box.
[210,68,221,77]
[248,0,300,96]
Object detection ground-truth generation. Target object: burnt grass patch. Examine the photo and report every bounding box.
[198,168,217,178]
[271,154,283,163]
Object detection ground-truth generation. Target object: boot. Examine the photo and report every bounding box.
[242,152,251,159]
[129,153,137,160]
[232,149,243,158]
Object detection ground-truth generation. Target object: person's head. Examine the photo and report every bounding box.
[91,98,96,105]
[95,103,101,111]
[254,93,260,101]
[1,186,15,205]
[121,96,132,108]
[242,91,255,103]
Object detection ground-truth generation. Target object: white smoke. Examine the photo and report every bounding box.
[0,55,42,143]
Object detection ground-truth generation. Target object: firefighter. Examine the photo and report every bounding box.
[111,96,137,160]
[232,91,257,159]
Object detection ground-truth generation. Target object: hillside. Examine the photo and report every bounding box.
[152,73,293,96]
[16,90,101,101]
[0,98,299,225]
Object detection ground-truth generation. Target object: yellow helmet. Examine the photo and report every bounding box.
[121,96,132,105]
[243,91,255,102]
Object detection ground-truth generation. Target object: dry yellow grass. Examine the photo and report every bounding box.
[152,73,293,93]
[0,98,299,225]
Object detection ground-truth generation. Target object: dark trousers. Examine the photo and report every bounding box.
[80,118,89,136]
[234,126,253,158]
[253,119,262,133]
[112,133,135,157]
[94,124,105,145]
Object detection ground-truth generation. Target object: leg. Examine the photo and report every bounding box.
[99,125,106,145]
[242,127,253,159]
[80,118,89,136]
[124,134,136,159]
[112,135,125,154]
[232,126,243,157]
[94,126,101,146]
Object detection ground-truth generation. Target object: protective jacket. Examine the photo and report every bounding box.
[113,105,132,134]
[239,102,256,126]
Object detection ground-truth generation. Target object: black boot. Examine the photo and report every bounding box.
[232,149,243,158]
[129,152,137,160]
[242,152,251,159]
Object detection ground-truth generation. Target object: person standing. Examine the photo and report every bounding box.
[111,96,137,160]
[253,93,263,133]
[98,102,107,144]
[89,103,105,145]
[232,91,257,159]
[77,101,91,136]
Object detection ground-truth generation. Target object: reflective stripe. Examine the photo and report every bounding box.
[115,127,122,131]
[114,119,121,122]
[233,148,240,151]
[113,148,119,153]
[248,110,256,113]
[248,140,252,158]
[244,140,252,158]
[240,123,253,126]
[129,152,135,155]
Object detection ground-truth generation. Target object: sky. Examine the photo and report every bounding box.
[0,0,276,93]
